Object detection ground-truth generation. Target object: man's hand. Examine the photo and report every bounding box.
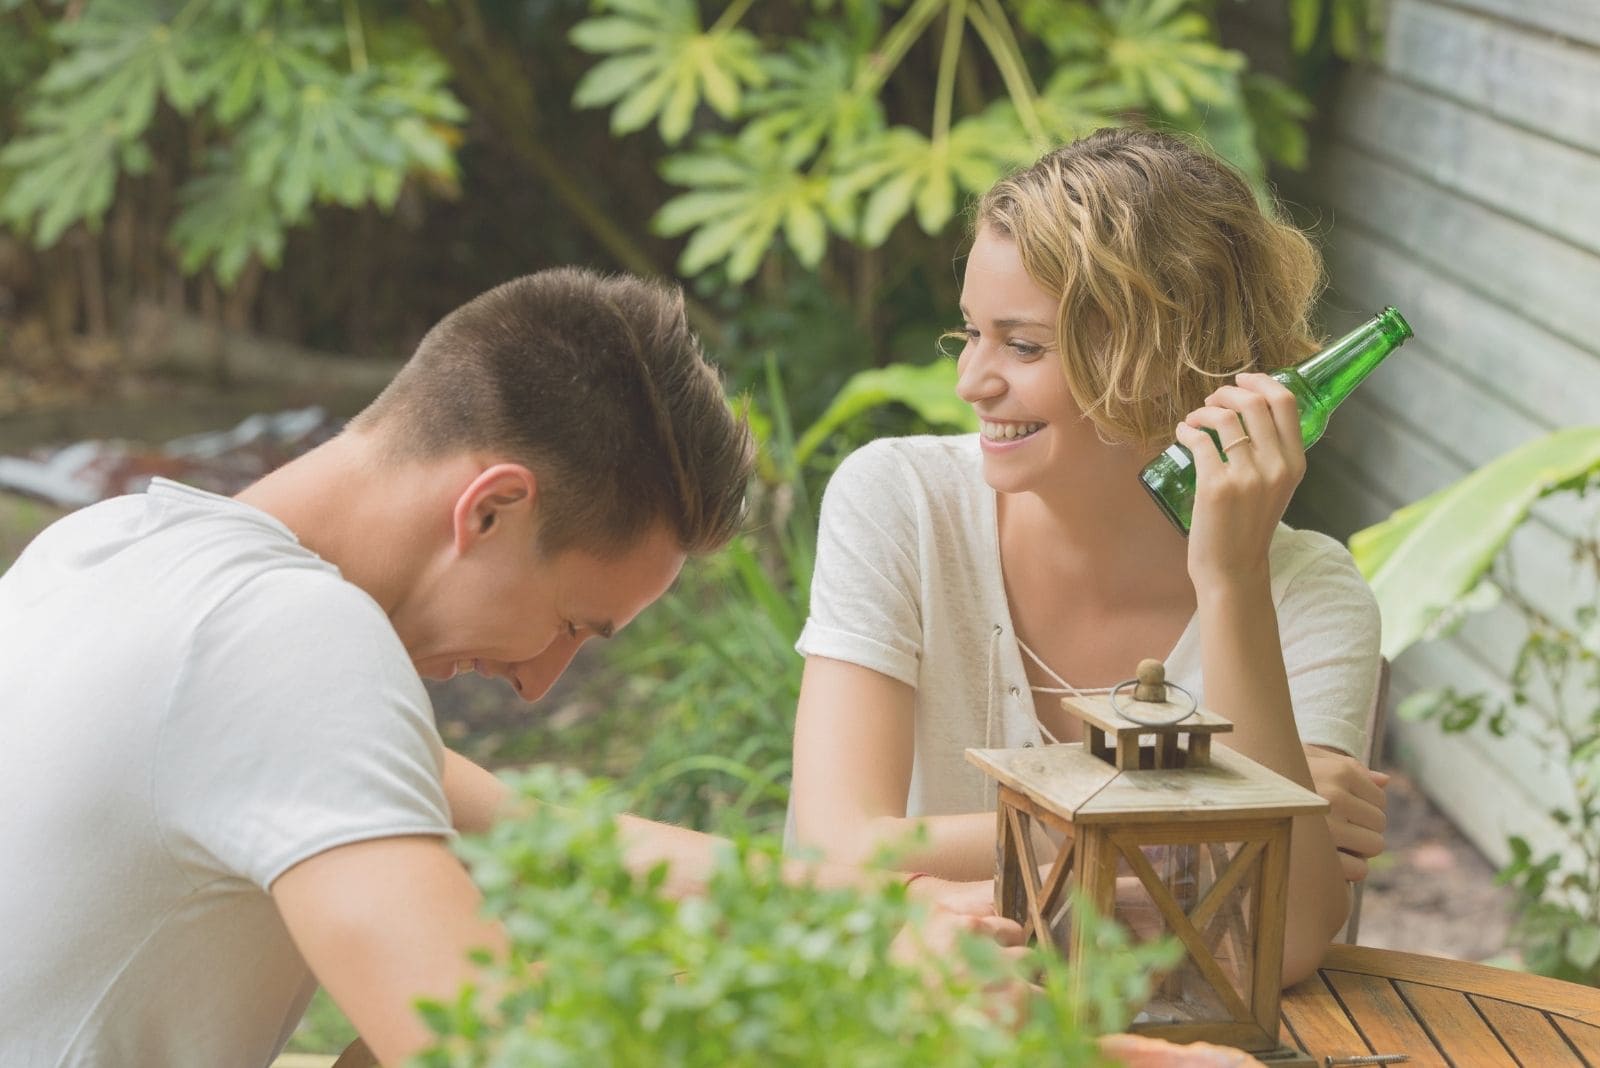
[1304,744,1389,882]
[890,902,1031,1025]
[908,875,997,916]
[890,904,1027,966]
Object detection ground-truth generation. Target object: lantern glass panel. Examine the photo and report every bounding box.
[1111,840,1259,1025]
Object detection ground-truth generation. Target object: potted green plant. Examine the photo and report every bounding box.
[412,767,1287,1066]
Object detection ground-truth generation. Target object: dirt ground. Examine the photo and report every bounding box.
[1354,767,1519,963]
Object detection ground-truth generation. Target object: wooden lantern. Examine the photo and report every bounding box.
[965,660,1327,1064]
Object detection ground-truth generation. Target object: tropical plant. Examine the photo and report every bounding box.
[570,0,1378,287]
[416,765,1181,1067]
[0,0,464,286]
[1350,427,1600,983]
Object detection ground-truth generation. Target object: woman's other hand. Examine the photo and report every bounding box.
[1304,743,1389,882]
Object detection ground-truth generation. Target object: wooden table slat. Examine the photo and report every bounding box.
[1556,1015,1600,1065]
[1472,994,1594,1067]
[1320,946,1600,1022]
[1396,981,1517,1066]
[1324,970,1449,1068]
[1280,970,1372,1059]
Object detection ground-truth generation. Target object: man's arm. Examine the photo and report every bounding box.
[272,835,507,1068]
[440,748,990,910]
[442,748,516,834]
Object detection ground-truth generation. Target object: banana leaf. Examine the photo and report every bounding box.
[793,360,973,467]
[1349,426,1600,659]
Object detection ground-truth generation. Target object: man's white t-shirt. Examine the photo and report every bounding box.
[0,479,452,1068]
[794,435,1382,822]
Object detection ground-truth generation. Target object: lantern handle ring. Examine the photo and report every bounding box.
[1109,677,1198,727]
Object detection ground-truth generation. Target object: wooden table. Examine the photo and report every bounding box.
[1281,944,1600,1065]
[330,944,1600,1067]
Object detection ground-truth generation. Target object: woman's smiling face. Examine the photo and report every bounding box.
[956,225,1095,494]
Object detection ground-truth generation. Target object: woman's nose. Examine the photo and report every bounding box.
[955,344,1003,404]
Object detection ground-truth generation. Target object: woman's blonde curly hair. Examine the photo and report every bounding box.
[974,127,1325,451]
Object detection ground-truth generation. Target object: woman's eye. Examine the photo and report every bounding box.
[962,326,980,341]
[1009,341,1042,358]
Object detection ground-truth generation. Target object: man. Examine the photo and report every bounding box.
[0,269,1010,1068]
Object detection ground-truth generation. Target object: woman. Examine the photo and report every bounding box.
[788,127,1387,985]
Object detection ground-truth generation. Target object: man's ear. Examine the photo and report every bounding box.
[451,463,538,554]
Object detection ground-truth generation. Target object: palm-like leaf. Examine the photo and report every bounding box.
[836,115,1026,245]
[744,38,882,165]
[1350,428,1600,660]
[1034,63,1141,143]
[170,157,288,286]
[793,360,975,467]
[0,103,149,245]
[571,0,768,144]
[190,16,342,123]
[1093,0,1245,117]
[41,0,203,128]
[656,132,833,281]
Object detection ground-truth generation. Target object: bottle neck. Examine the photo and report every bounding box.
[1296,307,1413,400]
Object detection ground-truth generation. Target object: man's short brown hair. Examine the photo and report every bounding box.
[353,268,753,557]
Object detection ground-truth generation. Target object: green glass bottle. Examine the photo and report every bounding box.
[1139,306,1414,534]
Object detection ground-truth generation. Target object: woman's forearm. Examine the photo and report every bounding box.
[1193,574,1349,982]
[796,810,1061,883]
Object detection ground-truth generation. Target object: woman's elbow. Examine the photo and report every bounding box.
[1280,885,1350,987]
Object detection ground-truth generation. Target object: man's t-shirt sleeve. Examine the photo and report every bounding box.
[153,569,452,890]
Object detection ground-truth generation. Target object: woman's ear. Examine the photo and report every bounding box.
[451,464,538,554]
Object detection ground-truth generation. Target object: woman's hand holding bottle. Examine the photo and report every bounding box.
[1175,372,1308,592]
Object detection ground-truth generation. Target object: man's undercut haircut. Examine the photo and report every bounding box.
[352,268,753,557]
[975,126,1326,452]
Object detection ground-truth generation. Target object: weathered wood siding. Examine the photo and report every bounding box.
[1253,0,1600,866]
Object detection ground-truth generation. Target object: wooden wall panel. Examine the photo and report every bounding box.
[1384,1,1600,152]
[1438,0,1600,47]
[1270,0,1600,867]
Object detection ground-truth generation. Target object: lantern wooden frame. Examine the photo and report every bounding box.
[967,685,1327,1062]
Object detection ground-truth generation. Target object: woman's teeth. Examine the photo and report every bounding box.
[981,420,1043,441]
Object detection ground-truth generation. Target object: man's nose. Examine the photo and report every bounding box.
[509,637,583,704]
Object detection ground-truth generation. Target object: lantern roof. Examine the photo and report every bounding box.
[966,742,1326,825]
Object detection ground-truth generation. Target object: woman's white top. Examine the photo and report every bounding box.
[795,434,1382,819]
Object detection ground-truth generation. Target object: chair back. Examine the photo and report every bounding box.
[1339,656,1391,945]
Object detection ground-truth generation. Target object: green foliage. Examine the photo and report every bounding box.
[793,359,973,467]
[571,0,1375,283]
[284,986,357,1056]
[1350,427,1600,660]
[417,765,1179,1067]
[570,0,767,143]
[1370,450,1600,985]
[1289,0,1389,61]
[0,1,464,284]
